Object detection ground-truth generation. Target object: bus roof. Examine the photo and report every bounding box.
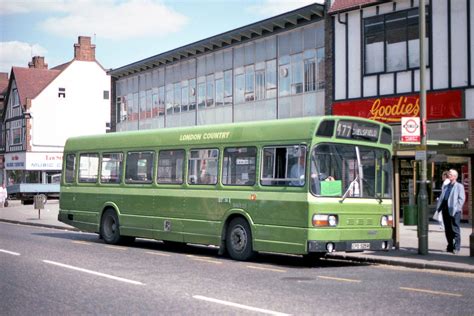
[64,116,390,152]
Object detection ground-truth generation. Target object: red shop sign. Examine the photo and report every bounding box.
[332,90,463,123]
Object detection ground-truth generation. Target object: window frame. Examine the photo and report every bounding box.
[363,7,430,75]
[64,153,76,184]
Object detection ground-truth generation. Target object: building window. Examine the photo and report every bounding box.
[244,65,255,102]
[224,70,233,105]
[158,86,165,115]
[189,79,196,111]
[11,127,22,145]
[173,82,181,113]
[279,56,291,97]
[291,53,303,94]
[206,74,214,107]
[215,77,224,106]
[364,7,430,74]
[58,87,66,98]
[255,70,265,101]
[103,90,110,100]
[266,59,277,99]
[11,88,20,108]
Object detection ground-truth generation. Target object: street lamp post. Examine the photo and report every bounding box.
[417,0,428,255]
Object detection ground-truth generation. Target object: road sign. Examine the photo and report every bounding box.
[401,117,420,144]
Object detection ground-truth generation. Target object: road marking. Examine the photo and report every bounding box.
[145,251,171,257]
[246,265,286,273]
[191,258,223,264]
[400,287,462,297]
[43,260,144,286]
[105,245,127,251]
[317,276,361,283]
[193,295,290,315]
[72,241,91,245]
[0,249,20,256]
[373,265,474,279]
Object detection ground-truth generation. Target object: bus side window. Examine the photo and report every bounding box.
[100,153,123,184]
[261,145,306,186]
[188,149,219,185]
[64,153,76,184]
[125,151,155,184]
[157,149,185,184]
[79,153,99,183]
[222,147,257,186]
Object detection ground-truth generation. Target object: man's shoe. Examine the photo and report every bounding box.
[453,249,460,255]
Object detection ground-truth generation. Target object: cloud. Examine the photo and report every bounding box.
[0,41,48,73]
[38,0,188,40]
[0,0,67,15]
[248,0,323,16]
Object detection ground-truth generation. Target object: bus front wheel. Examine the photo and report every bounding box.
[100,209,124,244]
[226,217,255,261]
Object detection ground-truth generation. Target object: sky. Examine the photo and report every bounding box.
[0,0,323,74]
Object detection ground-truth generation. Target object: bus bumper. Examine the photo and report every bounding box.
[308,239,393,253]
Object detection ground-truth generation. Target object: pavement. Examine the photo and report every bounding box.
[1,200,473,273]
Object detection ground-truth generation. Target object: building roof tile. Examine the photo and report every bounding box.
[12,67,61,106]
[328,0,386,14]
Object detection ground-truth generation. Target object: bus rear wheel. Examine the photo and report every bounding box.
[226,217,255,261]
[100,209,131,244]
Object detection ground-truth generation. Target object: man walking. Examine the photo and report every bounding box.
[436,169,465,254]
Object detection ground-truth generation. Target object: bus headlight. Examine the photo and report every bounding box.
[381,215,393,227]
[313,214,338,227]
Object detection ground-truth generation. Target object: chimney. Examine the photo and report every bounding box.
[28,56,48,69]
[74,36,96,61]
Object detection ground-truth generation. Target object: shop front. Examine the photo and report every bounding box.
[4,152,62,202]
[333,90,472,228]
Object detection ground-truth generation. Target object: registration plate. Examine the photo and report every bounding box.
[351,242,370,250]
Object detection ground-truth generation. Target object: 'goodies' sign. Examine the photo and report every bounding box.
[332,90,463,123]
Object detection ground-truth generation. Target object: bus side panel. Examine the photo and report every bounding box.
[247,191,309,254]
[181,188,225,245]
[253,225,307,254]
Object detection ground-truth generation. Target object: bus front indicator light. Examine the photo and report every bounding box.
[312,214,337,227]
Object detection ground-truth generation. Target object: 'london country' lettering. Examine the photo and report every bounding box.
[179,131,231,142]
[369,97,420,122]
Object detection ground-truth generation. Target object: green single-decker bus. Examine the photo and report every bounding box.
[58,116,394,261]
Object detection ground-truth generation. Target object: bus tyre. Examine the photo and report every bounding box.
[226,217,255,261]
[100,209,123,244]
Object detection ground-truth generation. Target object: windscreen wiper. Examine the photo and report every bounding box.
[339,176,358,203]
